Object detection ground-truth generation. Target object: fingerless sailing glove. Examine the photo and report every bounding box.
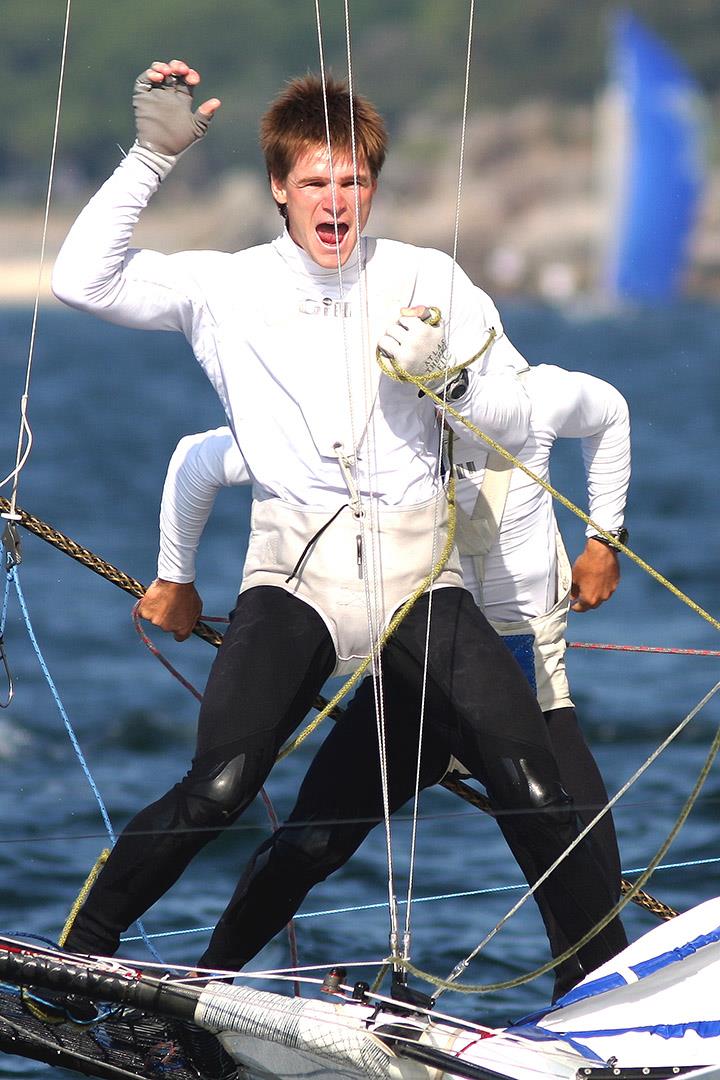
[131,71,214,180]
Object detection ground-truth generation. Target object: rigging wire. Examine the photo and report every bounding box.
[312,0,404,960]
[4,0,718,1005]
[402,0,478,959]
[405,674,720,996]
[4,565,164,963]
[568,640,720,657]
[0,0,72,509]
[0,570,13,708]
[342,0,403,960]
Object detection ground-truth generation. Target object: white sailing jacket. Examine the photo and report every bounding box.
[52,149,531,512]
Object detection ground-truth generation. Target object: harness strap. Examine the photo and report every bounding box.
[455,448,514,582]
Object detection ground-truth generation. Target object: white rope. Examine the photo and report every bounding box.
[313,0,402,951]
[339,0,390,700]
[433,674,720,999]
[402,0,477,951]
[1,0,73,509]
[340,0,411,968]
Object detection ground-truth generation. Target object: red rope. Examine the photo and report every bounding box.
[132,605,205,701]
[131,604,301,993]
[131,604,715,987]
[568,641,720,657]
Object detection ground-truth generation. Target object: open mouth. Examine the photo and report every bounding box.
[316,222,350,247]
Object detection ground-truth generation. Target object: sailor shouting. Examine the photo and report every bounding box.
[147,359,630,1002]
[52,60,626,983]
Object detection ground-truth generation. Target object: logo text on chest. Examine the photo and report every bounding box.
[299,298,353,318]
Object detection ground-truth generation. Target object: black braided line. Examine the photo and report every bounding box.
[3,495,675,917]
[441,775,678,921]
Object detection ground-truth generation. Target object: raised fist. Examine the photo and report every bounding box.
[133,59,220,157]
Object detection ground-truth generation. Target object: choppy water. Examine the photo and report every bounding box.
[1,300,719,1076]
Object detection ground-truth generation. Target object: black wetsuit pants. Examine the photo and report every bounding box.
[63,585,626,986]
[199,686,623,1000]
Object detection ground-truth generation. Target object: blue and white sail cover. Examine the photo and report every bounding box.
[603,11,705,303]
[527,895,720,1068]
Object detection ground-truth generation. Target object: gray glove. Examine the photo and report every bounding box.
[133,71,213,155]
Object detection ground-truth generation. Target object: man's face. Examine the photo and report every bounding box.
[270,144,377,268]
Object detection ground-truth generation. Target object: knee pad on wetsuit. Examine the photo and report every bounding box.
[275,824,348,879]
[176,752,252,824]
[243,823,350,891]
[494,754,574,819]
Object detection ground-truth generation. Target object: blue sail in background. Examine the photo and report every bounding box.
[604,11,705,303]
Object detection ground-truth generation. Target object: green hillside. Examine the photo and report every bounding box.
[2,1,718,191]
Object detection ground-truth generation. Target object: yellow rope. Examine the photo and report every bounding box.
[440,775,679,920]
[278,326,494,759]
[384,707,720,994]
[58,847,111,947]
[277,470,458,760]
[22,850,109,1021]
[376,338,720,635]
[375,315,497,391]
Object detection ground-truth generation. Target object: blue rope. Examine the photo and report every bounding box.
[122,855,720,944]
[1,568,9,630]
[1,570,11,706]
[10,567,116,842]
[7,565,163,963]
[8,555,717,960]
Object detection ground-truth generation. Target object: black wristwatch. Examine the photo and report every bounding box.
[444,369,470,401]
[589,526,629,549]
[417,368,469,401]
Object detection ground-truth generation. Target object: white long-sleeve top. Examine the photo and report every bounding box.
[158,366,630,627]
[456,364,630,621]
[52,150,531,510]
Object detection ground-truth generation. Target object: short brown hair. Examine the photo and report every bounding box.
[260,74,388,187]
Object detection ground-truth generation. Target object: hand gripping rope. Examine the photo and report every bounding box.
[0,490,689,941]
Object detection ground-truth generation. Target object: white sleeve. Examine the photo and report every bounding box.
[545,367,631,536]
[157,428,250,582]
[448,369,531,457]
[445,280,531,457]
[51,148,197,334]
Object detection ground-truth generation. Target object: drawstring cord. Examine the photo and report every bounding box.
[284,444,364,586]
[285,504,348,585]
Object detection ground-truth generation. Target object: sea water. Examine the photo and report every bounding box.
[1,301,719,1076]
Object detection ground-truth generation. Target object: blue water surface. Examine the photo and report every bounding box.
[0,299,719,1077]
